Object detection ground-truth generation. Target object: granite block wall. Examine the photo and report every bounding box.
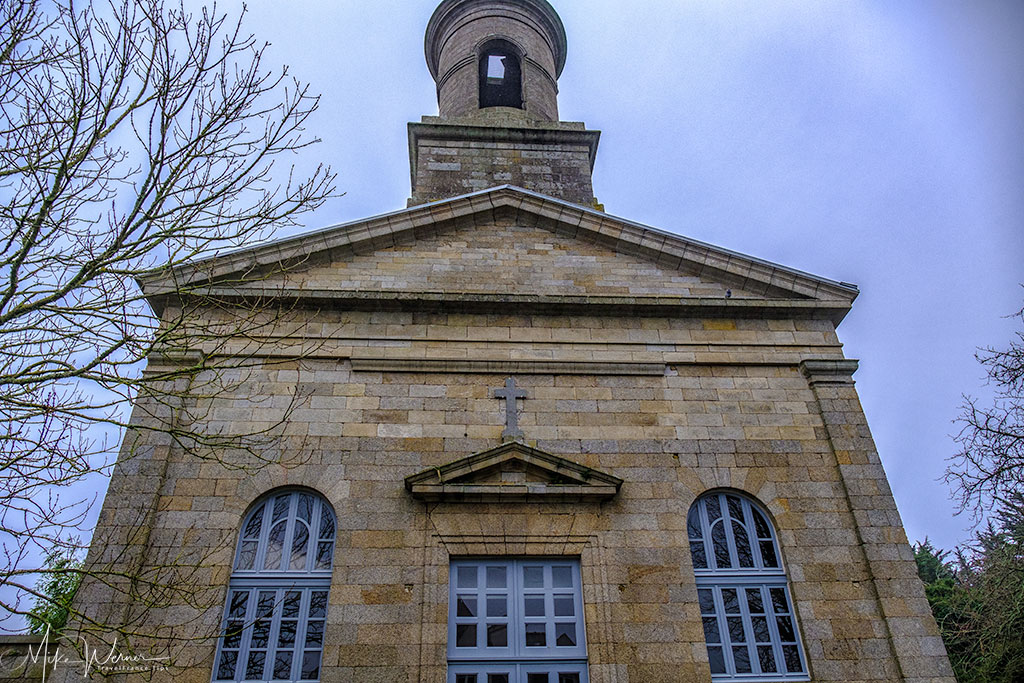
[61,306,954,683]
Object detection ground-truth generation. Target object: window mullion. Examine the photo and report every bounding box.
[721,494,740,571]
[741,499,761,571]
[292,588,310,681]
[711,585,735,676]
[762,583,787,678]
[737,582,757,675]
[307,504,320,574]
[265,588,284,679]
[237,588,257,680]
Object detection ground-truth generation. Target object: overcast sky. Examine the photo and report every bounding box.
[5,0,1023,636]
[203,0,1020,552]
[6,0,1021,637]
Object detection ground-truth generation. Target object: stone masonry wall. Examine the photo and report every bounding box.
[409,119,598,206]
[279,222,758,298]
[64,307,954,683]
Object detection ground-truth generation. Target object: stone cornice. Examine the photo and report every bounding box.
[350,358,666,375]
[139,186,859,321]
[800,358,860,384]
[408,118,601,174]
[148,287,853,324]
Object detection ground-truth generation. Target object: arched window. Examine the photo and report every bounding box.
[214,490,336,682]
[478,40,523,109]
[688,492,808,680]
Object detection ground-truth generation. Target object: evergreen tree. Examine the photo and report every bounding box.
[26,548,82,635]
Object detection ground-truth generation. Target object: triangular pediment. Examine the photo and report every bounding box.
[404,441,623,502]
[141,186,858,322]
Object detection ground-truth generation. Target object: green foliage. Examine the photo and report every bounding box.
[26,548,82,635]
[914,496,1024,683]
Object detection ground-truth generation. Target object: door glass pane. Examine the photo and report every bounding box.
[525,623,546,647]
[552,566,572,588]
[456,624,476,648]
[458,566,477,589]
[523,566,544,588]
[487,623,508,647]
[487,566,507,588]
[487,596,507,617]
[457,596,476,617]
[555,623,576,647]
[553,596,574,617]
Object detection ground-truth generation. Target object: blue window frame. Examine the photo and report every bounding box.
[214,490,336,683]
[688,492,808,680]
[448,559,588,683]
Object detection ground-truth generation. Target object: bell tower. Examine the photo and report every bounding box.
[409,0,601,207]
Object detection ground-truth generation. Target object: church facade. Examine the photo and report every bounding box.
[64,1,955,682]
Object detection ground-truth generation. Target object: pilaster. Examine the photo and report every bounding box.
[799,360,955,683]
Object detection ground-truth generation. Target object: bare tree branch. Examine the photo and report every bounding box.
[0,0,338,651]
[947,295,1024,517]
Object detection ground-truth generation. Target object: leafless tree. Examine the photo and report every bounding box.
[0,0,336,648]
[947,298,1024,517]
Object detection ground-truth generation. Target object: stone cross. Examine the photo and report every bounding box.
[492,377,526,441]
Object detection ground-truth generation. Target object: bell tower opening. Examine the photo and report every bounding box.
[413,0,601,207]
[478,40,523,110]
